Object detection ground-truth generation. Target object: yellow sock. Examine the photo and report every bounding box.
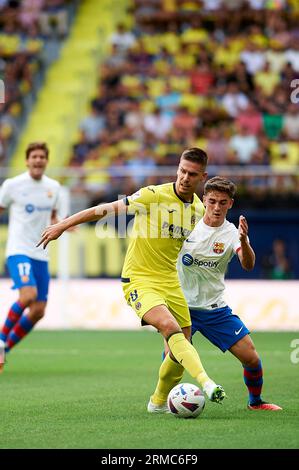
[151,353,184,405]
[168,332,210,388]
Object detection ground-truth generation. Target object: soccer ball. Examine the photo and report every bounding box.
[167,383,205,418]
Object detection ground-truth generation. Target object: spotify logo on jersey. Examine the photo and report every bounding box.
[182,254,219,269]
[182,254,194,266]
[25,204,35,213]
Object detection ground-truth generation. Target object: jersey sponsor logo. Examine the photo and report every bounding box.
[213,242,225,254]
[25,204,52,214]
[182,254,219,268]
[162,221,191,239]
[147,187,155,193]
[25,204,35,213]
[182,253,194,266]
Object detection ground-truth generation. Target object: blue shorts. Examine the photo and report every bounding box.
[190,306,250,353]
[6,255,50,302]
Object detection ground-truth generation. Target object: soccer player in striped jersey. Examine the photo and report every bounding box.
[38,148,226,411]
[0,142,62,372]
[177,176,282,411]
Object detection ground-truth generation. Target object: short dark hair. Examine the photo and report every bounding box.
[181,147,208,168]
[25,142,49,160]
[204,176,236,199]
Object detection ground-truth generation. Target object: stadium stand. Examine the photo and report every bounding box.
[63,0,299,210]
[0,0,78,165]
[9,0,130,175]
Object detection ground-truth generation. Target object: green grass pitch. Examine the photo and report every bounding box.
[0,330,298,449]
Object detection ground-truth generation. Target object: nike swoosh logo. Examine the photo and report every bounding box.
[168,209,176,213]
[185,239,196,243]
[235,326,244,335]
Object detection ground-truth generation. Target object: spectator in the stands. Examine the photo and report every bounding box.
[79,104,105,144]
[240,41,266,75]
[221,82,249,117]
[262,102,284,140]
[126,148,157,185]
[206,127,230,165]
[229,125,259,164]
[190,60,214,95]
[109,22,136,54]
[39,0,68,38]
[261,238,294,280]
[19,0,44,31]
[235,102,263,136]
[143,106,172,140]
[283,103,299,140]
[172,106,198,138]
[254,61,280,96]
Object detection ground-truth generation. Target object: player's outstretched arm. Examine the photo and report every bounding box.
[37,199,127,249]
[237,215,255,271]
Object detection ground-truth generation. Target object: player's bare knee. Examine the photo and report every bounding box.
[244,350,260,368]
[19,289,38,307]
[160,320,181,339]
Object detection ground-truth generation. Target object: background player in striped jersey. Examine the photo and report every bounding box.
[0,142,62,372]
[177,176,282,411]
[37,148,226,412]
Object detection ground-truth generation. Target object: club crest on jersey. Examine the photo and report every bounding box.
[213,242,225,254]
[47,190,53,198]
[191,215,196,225]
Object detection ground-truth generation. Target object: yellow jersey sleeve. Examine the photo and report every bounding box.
[126,186,159,214]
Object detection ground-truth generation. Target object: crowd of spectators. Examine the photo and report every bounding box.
[69,0,299,209]
[0,0,72,163]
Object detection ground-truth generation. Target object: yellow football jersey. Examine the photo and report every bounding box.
[121,183,205,282]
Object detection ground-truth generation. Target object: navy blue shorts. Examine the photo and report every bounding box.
[6,255,50,302]
[190,306,250,352]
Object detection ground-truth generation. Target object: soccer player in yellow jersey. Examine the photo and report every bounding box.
[38,148,226,411]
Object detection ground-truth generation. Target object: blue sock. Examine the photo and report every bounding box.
[243,360,263,405]
[0,301,25,342]
[6,315,34,352]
